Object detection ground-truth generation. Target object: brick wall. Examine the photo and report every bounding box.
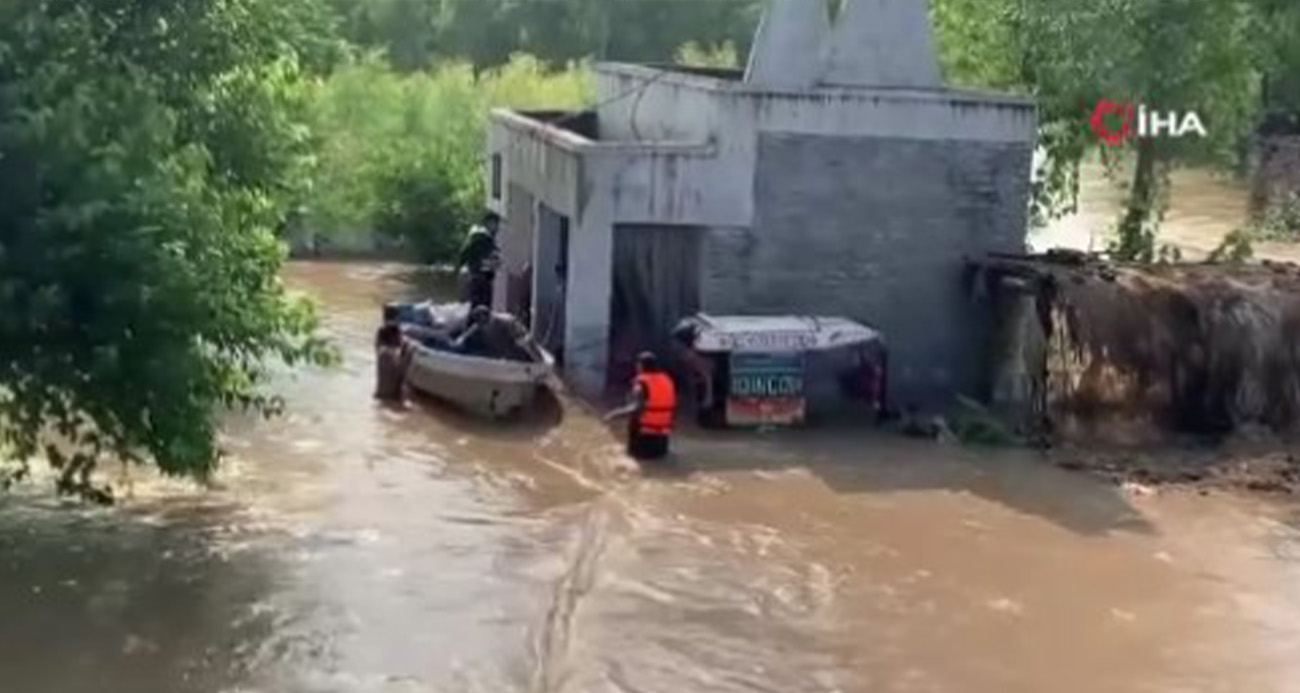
[702,133,1033,408]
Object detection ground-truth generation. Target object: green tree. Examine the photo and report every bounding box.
[0,0,337,498]
[999,0,1261,260]
[325,0,763,72]
[676,41,742,69]
[305,54,592,261]
[931,0,1019,89]
[1256,0,1300,128]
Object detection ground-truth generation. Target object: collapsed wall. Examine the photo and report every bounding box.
[974,253,1300,440]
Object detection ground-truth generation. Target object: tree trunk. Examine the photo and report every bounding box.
[1115,138,1160,261]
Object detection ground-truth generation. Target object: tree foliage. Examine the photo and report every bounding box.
[305,54,592,262]
[327,0,763,71]
[675,41,742,70]
[934,0,1265,260]
[1256,0,1300,130]
[0,0,337,497]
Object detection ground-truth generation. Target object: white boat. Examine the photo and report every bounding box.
[403,340,554,419]
[388,300,554,419]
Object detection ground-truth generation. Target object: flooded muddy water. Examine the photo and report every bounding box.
[1034,160,1300,261]
[3,261,1300,693]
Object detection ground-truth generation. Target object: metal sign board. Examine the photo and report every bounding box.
[726,352,806,426]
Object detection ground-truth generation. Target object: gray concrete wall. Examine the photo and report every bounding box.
[562,208,615,396]
[487,110,585,220]
[595,64,1035,146]
[745,0,830,88]
[492,68,1036,401]
[821,0,942,88]
[494,183,536,317]
[586,146,741,229]
[704,133,1033,408]
[594,64,1035,231]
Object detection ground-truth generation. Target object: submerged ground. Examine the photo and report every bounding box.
[2,260,1299,693]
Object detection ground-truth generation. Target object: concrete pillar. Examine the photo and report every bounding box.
[745,0,831,89]
[821,0,942,88]
[532,203,565,354]
[563,209,614,398]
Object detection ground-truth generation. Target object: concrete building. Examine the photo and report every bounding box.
[486,0,1036,408]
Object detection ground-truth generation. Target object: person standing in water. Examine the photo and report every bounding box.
[604,352,678,462]
[455,212,502,308]
[374,319,409,403]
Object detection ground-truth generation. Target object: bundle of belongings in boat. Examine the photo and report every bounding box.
[382,301,541,364]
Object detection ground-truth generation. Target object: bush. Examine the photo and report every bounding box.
[675,41,741,69]
[1255,192,1300,239]
[304,54,592,261]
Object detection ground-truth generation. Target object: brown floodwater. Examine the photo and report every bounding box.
[3,261,1300,693]
[1034,159,1300,262]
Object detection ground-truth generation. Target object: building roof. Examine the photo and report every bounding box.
[682,314,883,353]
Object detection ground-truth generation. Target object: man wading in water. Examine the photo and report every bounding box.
[605,352,678,462]
[374,313,409,403]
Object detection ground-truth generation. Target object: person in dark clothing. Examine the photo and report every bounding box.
[456,212,502,308]
[671,322,716,411]
[374,322,408,402]
[453,306,542,363]
[839,346,887,423]
[604,352,678,462]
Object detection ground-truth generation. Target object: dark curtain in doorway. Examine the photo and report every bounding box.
[610,224,702,389]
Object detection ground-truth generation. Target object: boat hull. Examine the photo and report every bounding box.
[403,342,552,419]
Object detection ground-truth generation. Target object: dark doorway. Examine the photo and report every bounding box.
[534,205,569,365]
[609,224,703,389]
[503,183,536,326]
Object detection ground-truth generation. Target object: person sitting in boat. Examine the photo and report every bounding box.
[453,306,543,363]
[604,351,678,462]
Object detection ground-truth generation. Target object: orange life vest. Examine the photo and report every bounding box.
[636,372,677,435]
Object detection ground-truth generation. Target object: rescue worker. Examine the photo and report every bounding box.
[604,352,678,462]
[455,212,502,308]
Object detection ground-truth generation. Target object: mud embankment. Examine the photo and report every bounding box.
[1051,440,1300,496]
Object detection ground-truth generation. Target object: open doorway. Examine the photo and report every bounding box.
[609,224,702,389]
[502,183,536,326]
[533,205,569,365]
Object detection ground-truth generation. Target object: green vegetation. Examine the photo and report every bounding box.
[675,42,743,70]
[304,55,592,262]
[932,0,1300,262]
[325,0,761,71]
[0,0,338,497]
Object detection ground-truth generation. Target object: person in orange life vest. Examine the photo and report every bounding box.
[604,351,678,461]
